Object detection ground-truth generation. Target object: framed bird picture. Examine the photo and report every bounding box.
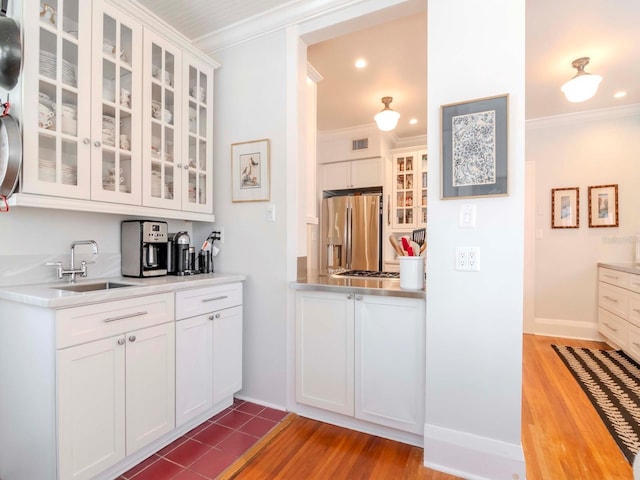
[231,138,271,202]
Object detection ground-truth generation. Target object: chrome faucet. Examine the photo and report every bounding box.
[46,240,99,283]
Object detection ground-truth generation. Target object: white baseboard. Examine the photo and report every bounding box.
[234,393,287,412]
[531,317,603,341]
[423,424,526,480]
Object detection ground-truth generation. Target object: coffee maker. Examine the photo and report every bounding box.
[168,231,192,275]
[121,220,168,277]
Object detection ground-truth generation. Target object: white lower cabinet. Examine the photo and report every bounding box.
[175,283,243,426]
[57,294,175,480]
[295,290,425,434]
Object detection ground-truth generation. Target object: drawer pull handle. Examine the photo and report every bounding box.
[634,342,640,349]
[604,274,619,279]
[634,309,640,314]
[129,335,136,342]
[603,296,619,303]
[103,311,148,323]
[202,295,228,303]
[604,322,618,332]
[117,338,125,346]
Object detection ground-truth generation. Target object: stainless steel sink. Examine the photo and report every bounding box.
[52,281,137,292]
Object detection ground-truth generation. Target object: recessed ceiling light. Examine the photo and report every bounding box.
[614,91,627,99]
[355,58,367,69]
[409,118,418,125]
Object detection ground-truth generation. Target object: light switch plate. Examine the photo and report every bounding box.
[459,204,476,228]
[266,204,276,222]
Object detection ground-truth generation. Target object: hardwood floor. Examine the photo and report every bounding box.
[222,334,634,480]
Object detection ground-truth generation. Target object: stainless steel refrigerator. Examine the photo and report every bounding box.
[321,191,382,272]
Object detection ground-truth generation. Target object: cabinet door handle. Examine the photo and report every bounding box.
[603,296,619,303]
[103,311,147,323]
[347,294,353,300]
[128,335,136,342]
[202,295,228,303]
[82,138,90,145]
[215,313,221,319]
[355,295,363,301]
[117,338,125,346]
[208,314,214,320]
[387,194,390,226]
[94,140,101,147]
[603,322,618,332]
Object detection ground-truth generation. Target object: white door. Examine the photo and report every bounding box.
[296,291,354,415]
[125,322,175,454]
[355,295,425,433]
[213,306,243,404]
[176,314,213,426]
[57,336,126,480]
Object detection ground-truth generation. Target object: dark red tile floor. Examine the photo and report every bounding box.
[118,399,288,480]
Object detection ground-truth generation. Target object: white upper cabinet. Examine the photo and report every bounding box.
[391,148,427,229]
[22,0,142,205]
[18,1,217,219]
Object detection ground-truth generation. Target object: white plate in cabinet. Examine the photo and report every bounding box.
[599,268,629,288]
[598,307,628,349]
[175,283,242,319]
[598,282,629,320]
[56,292,174,348]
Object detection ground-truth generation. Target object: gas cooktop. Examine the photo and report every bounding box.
[334,270,400,279]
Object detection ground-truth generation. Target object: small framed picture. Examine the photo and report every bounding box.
[588,184,619,228]
[231,139,270,202]
[441,94,509,199]
[551,187,579,228]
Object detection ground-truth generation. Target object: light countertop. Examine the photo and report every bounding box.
[598,262,640,275]
[290,274,426,299]
[0,273,247,309]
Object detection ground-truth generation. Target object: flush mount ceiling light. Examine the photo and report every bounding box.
[374,96,400,131]
[561,57,602,103]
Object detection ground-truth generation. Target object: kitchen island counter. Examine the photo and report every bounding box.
[290,274,425,299]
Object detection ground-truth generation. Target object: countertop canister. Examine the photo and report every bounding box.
[398,256,425,289]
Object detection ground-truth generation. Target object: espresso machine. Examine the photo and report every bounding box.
[121,220,168,277]
[168,231,192,275]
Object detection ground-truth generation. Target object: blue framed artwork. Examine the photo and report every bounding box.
[441,94,508,199]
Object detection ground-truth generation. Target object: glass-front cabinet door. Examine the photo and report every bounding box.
[182,54,213,214]
[391,149,427,230]
[89,4,142,204]
[142,30,182,209]
[22,0,92,199]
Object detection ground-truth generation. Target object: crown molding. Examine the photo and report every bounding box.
[526,103,640,130]
[193,0,413,55]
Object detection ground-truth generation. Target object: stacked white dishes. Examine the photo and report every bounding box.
[102,115,116,146]
[40,51,76,86]
[61,59,76,86]
[188,183,196,202]
[39,51,56,80]
[151,171,162,197]
[39,159,77,185]
[103,167,124,191]
[61,103,77,135]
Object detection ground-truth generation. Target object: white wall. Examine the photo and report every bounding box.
[528,105,640,339]
[0,207,193,287]
[425,0,526,479]
[206,30,289,409]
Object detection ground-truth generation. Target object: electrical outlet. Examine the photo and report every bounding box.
[455,246,480,271]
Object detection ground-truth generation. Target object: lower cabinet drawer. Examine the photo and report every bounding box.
[598,307,628,349]
[627,323,640,361]
[175,283,242,319]
[599,268,629,288]
[598,282,629,319]
[56,293,175,348]
[629,291,640,328]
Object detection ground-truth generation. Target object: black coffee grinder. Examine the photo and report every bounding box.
[168,231,191,275]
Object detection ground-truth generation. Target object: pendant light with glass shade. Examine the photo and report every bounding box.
[561,57,602,103]
[374,96,400,131]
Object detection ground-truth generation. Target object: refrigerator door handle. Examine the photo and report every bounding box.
[346,203,352,268]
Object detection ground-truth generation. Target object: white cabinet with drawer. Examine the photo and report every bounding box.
[57,293,175,480]
[597,266,640,362]
[175,283,243,426]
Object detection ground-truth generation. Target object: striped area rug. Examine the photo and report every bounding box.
[552,345,640,464]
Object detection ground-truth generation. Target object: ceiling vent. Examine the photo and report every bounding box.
[352,138,369,151]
